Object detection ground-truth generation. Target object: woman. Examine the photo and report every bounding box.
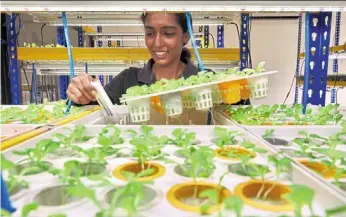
[67,12,249,105]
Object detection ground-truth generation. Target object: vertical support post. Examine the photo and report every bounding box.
[331,12,341,104]
[6,14,21,105]
[196,25,203,48]
[97,26,104,85]
[117,40,121,47]
[302,12,332,113]
[240,13,250,70]
[31,63,38,104]
[294,14,303,104]
[108,36,113,82]
[217,25,224,48]
[77,26,84,47]
[203,25,209,48]
[57,26,68,100]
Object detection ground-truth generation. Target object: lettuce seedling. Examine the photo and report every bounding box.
[262,129,275,138]
[1,154,29,195]
[282,184,315,217]
[130,134,168,170]
[0,107,22,124]
[49,160,83,186]
[262,155,292,199]
[169,128,196,148]
[21,202,39,217]
[213,127,242,147]
[98,125,124,146]
[240,141,268,154]
[13,139,59,175]
[179,146,215,179]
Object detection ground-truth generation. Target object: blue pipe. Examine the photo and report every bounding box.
[32,63,38,104]
[185,12,205,72]
[302,12,311,114]
[61,11,76,115]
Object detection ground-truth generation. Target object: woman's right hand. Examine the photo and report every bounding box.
[66,72,96,104]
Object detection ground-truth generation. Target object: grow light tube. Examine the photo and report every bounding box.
[45,18,227,26]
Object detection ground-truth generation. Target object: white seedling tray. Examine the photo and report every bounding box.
[2,125,344,217]
[120,71,278,104]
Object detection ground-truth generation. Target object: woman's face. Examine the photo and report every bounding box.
[143,13,189,67]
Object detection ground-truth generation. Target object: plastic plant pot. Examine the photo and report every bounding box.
[161,92,183,117]
[126,98,150,123]
[173,164,214,180]
[263,138,290,146]
[228,163,273,179]
[191,86,213,111]
[166,181,231,213]
[215,146,256,162]
[181,90,195,109]
[234,180,293,212]
[211,85,223,104]
[112,162,165,181]
[219,81,241,104]
[150,96,165,115]
[297,160,335,179]
[248,76,268,99]
[239,79,251,99]
[104,185,161,211]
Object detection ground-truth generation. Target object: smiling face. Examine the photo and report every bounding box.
[143,13,190,67]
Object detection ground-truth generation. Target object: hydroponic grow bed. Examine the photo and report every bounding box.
[245,125,346,198]
[0,124,43,141]
[1,125,345,217]
[215,104,344,126]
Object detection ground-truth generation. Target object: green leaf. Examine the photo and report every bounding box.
[223,195,243,217]
[252,147,268,153]
[1,154,15,170]
[121,171,136,180]
[200,204,211,215]
[199,188,218,204]
[262,129,275,138]
[67,184,96,202]
[47,214,67,217]
[136,168,154,178]
[282,184,315,216]
[0,209,12,217]
[97,134,113,146]
[21,202,39,217]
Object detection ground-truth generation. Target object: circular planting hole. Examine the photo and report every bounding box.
[235,180,293,212]
[80,163,106,177]
[113,162,165,181]
[14,161,52,176]
[6,181,26,196]
[50,147,80,158]
[228,163,270,177]
[216,147,256,160]
[34,185,82,206]
[298,160,334,178]
[264,138,289,146]
[167,182,231,211]
[105,186,157,208]
[174,164,213,178]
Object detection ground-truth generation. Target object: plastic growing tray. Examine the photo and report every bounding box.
[120,71,277,104]
[2,125,345,217]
